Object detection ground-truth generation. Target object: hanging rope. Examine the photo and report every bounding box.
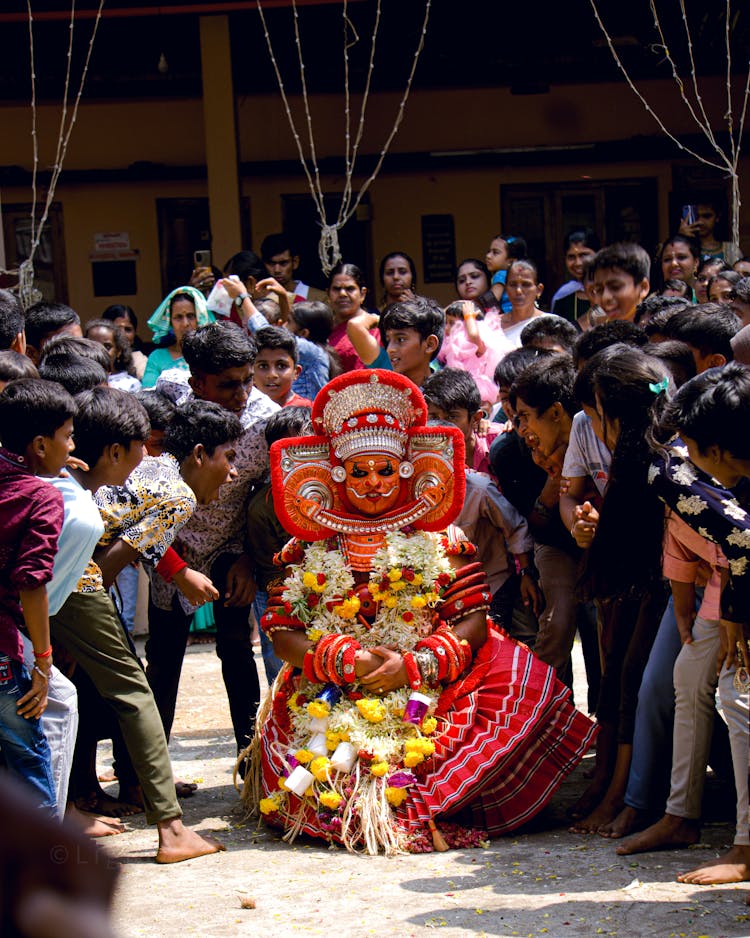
[256,0,432,275]
[10,0,105,309]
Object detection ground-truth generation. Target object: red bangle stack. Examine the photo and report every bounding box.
[305,633,363,685]
[415,626,473,683]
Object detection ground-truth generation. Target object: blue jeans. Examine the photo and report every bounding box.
[0,655,56,813]
[253,590,283,687]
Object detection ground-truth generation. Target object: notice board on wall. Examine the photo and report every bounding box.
[421,214,456,283]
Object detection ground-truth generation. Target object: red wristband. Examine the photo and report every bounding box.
[156,547,188,583]
[34,645,53,659]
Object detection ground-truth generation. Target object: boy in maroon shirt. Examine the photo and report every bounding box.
[0,378,76,810]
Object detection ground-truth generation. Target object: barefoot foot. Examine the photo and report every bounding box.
[65,804,126,838]
[567,777,608,822]
[599,805,650,840]
[569,796,622,835]
[155,818,225,864]
[75,789,141,818]
[616,814,699,856]
[677,844,750,885]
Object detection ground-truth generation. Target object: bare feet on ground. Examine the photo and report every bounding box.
[75,789,141,818]
[117,783,144,811]
[155,818,226,864]
[677,844,750,885]
[65,804,126,838]
[566,777,607,822]
[616,814,700,855]
[598,805,650,839]
[569,795,622,835]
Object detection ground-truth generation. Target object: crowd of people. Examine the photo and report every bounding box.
[1,204,750,905]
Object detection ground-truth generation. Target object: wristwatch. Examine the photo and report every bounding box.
[235,293,251,307]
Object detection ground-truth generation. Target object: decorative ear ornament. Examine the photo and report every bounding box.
[331,465,347,483]
[398,461,414,478]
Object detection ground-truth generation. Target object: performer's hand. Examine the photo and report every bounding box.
[358,646,408,694]
[224,554,257,607]
[354,649,384,679]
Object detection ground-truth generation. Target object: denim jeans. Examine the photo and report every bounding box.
[0,655,56,813]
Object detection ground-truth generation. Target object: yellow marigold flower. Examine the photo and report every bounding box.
[310,756,331,782]
[370,761,389,777]
[373,590,388,602]
[325,732,341,751]
[412,573,423,586]
[311,582,328,594]
[337,730,350,742]
[307,627,324,642]
[426,592,439,604]
[384,596,398,609]
[390,580,406,592]
[410,595,427,609]
[417,739,435,757]
[289,692,305,711]
[295,748,314,764]
[404,739,420,753]
[385,786,408,807]
[356,698,386,723]
[278,776,287,789]
[404,752,424,768]
[259,797,280,815]
[302,572,317,589]
[392,707,405,718]
[318,789,343,810]
[334,596,361,619]
[304,786,315,798]
[421,716,438,735]
[307,700,331,719]
[388,568,403,581]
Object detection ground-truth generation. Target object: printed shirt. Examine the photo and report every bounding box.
[77,453,196,594]
[0,449,64,662]
[649,439,750,622]
[153,371,278,612]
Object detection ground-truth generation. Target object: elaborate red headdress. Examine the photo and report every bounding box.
[270,370,465,541]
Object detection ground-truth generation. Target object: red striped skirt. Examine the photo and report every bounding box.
[258,628,596,846]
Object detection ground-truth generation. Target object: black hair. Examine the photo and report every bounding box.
[510,354,577,418]
[255,325,299,365]
[643,306,686,340]
[0,289,26,350]
[182,322,257,374]
[379,251,417,288]
[101,304,138,330]
[573,320,648,367]
[665,304,740,361]
[659,362,750,459]
[264,405,313,447]
[493,346,549,390]
[634,294,689,327]
[573,344,625,409]
[0,349,38,383]
[380,298,445,360]
[328,263,366,290]
[444,300,481,320]
[520,315,578,355]
[290,301,334,346]
[260,234,297,263]
[563,228,600,253]
[163,398,242,463]
[660,280,692,300]
[644,340,697,389]
[0,377,76,454]
[589,243,651,284]
[584,348,671,598]
[489,234,528,261]
[134,389,176,431]
[707,269,741,301]
[168,291,196,316]
[71,386,150,469]
[38,353,109,395]
[735,276,750,305]
[224,250,266,284]
[24,301,80,350]
[421,367,481,417]
[41,334,112,373]
[659,234,701,264]
[697,256,731,280]
[84,318,135,375]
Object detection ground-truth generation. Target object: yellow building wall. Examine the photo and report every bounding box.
[2,76,746,323]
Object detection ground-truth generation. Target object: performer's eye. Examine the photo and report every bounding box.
[379,462,395,477]
[349,465,367,478]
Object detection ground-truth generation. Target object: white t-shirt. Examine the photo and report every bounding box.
[562,410,611,496]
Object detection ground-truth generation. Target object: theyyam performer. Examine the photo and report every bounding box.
[239,370,596,854]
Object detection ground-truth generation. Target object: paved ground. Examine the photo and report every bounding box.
[102,642,750,938]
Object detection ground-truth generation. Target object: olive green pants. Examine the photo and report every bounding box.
[51,589,180,824]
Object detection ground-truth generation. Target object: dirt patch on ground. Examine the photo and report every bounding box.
[102,642,750,938]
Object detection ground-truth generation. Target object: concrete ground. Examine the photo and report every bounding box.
[103,641,750,938]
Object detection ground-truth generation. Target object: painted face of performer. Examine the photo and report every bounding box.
[342,454,403,516]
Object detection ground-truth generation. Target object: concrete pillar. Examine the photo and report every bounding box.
[199,14,242,266]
